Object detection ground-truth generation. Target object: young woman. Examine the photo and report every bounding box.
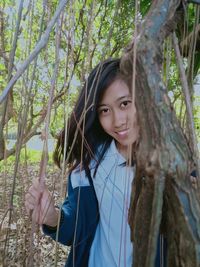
[25,58,168,266]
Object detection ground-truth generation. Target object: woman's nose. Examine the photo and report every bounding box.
[113,110,127,128]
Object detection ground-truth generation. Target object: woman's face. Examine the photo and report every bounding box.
[97,79,139,156]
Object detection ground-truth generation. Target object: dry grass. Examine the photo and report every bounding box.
[0,162,69,267]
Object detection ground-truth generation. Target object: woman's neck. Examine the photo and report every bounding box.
[115,141,136,164]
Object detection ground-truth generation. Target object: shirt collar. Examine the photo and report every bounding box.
[90,140,127,171]
[103,140,127,166]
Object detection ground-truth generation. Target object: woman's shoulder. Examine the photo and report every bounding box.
[69,165,90,189]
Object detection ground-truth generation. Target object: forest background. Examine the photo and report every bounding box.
[0,0,200,266]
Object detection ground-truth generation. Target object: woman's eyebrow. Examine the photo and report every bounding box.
[116,95,132,102]
[98,95,132,107]
[97,103,108,108]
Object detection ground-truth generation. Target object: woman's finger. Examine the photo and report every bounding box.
[190,175,198,189]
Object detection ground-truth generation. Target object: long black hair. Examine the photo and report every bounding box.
[53,58,124,178]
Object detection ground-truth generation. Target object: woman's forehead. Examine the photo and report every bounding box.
[99,79,131,104]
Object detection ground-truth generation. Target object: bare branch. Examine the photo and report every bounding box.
[8,0,24,79]
[0,89,65,162]
[0,0,68,104]
[173,32,200,178]
[0,0,24,163]
[180,24,200,57]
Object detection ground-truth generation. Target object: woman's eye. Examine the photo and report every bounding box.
[99,108,110,115]
[121,101,131,109]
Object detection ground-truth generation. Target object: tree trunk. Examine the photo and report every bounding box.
[121,1,200,266]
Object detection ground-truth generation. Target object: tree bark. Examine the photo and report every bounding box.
[121,1,200,266]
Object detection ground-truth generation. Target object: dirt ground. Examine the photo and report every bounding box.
[0,162,69,267]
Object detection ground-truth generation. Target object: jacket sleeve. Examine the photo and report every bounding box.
[42,175,77,246]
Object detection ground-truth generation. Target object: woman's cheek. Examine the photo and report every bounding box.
[99,117,110,133]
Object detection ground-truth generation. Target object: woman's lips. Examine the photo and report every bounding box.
[115,129,129,138]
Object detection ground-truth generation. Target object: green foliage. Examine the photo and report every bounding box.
[0,149,53,169]
[20,148,53,163]
[1,0,136,141]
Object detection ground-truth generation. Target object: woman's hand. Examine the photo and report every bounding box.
[25,179,59,227]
